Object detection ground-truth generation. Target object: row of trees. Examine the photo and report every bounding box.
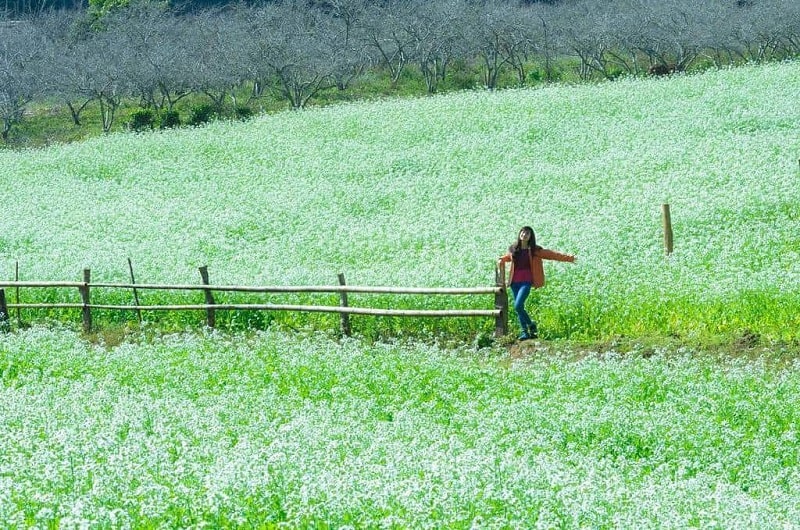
[2,0,799,141]
[0,0,561,18]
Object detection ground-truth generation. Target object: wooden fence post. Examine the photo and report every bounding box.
[662,203,674,255]
[494,264,508,337]
[78,268,92,333]
[0,289,9,332]
[198,266,216,328]
[128,258,142,323]
[337,273,351,337]
[15,260,21,326]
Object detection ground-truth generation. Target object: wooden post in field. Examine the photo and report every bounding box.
[0,289,9,332]
[337,273,351,337]
[128,258,142,323]
[79,268,92,333]
[198,266,216,328]
[494,264,508,337]
[15,260,21,326]
[661,204,674,256]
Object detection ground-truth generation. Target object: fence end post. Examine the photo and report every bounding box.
[0,288,9,333]
[128,257,143,323]
[337,273,351,337]
[198,265,216,328]
[15,260,21,326]
[494,264,508,338]
[662,203,674,256]
[79,268,92,333]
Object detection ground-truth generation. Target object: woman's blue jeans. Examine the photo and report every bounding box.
[510,282,535,332]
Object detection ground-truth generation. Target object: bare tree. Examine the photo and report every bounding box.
[781,0,800,57]
[728,0,791,63]
[0,17,50,141]
[464,1,535,89]
[551,0,623,80]
[33,9,96,126]
[689,0,745,68]
[66,26,130,132]
[461,1,500,89]
[524,1,561,82]
[493,3,540,85]
[312,0,370,92]
[632,0,711,72]
[1,0,82,18]
[52,40,107,126]
[38,9,131,133]
[184,8,247,111]
[327,30,369,92]
[358,0,416,88]
[259,1,338,109]
[596,0,653,77]
[313,0,369,47]
[236,4,278,101]
[406,0,467,93]
[105,1,193,113]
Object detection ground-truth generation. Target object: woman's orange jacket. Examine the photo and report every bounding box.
[497,247,575,288]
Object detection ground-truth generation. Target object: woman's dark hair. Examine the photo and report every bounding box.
[509,226,538,256]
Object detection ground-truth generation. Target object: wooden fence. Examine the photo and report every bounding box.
[0,266,509,337]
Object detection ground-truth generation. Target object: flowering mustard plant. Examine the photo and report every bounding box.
[0,62,798,339]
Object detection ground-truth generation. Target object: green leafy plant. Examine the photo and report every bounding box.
[188,103,216,126]
[126,108,155,132]
[158,109,181,129]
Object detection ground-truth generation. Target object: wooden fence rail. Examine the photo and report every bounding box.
[0,266,509,337]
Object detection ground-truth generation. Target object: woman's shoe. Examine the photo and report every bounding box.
[528,324,538,339]
[518,332,531,341]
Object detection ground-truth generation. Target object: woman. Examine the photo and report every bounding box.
[497,226,576,340]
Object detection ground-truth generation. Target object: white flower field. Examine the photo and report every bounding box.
[2,62,799,339]
[1,61,800,527]
[1,328,799,527]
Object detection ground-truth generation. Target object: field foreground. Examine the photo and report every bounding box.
[2,327,799,528]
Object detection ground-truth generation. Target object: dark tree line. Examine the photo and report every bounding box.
[1,0,799,141]
[2,0,566,17]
